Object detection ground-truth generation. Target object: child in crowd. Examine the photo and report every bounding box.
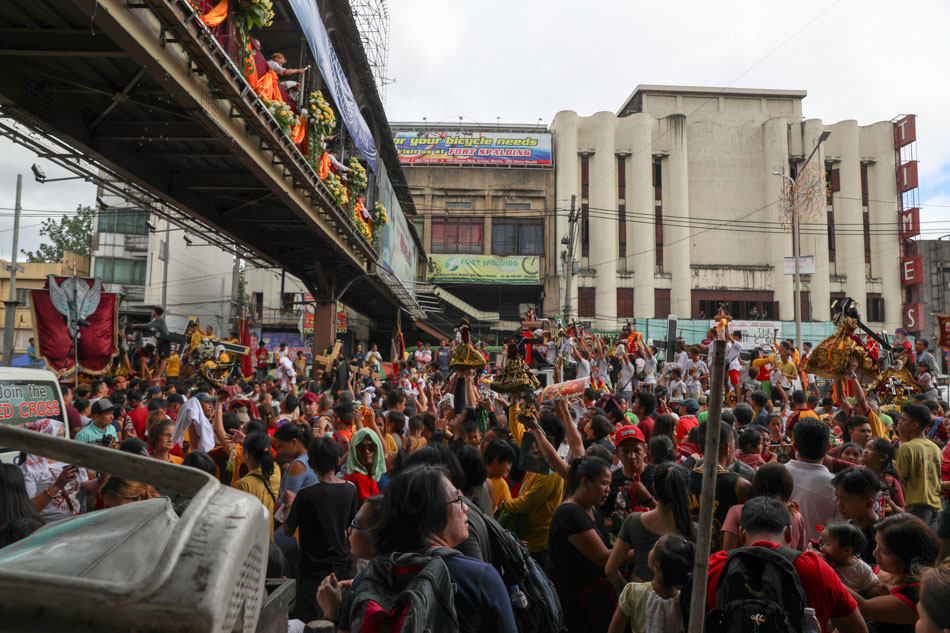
[610,534,694,633]
[667,368,687,401]
[818,522,881,595]
[735,427,766,470]
[483,439,514,515]
[918,362,938,399]
[837,442,863,465]
[406,415,427,454]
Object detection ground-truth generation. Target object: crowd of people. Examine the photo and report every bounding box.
[2,309,950,633]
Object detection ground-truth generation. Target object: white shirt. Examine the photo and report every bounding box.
[171,397,215,453]
[576,358,591,380]
[674,351,689,375]
[785,459,840,542]
[618,361,636,393]
[642,357,658,385]
[726,341,742,371]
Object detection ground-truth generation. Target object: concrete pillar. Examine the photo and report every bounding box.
[763,117,792,320]
[831,121,866,306]
[629,114,655,319]
[663,114,690,318]
[312,301,337,358]
[551,111,580,318]
[802,119,831,321]
[866,121,902,331]
[588,112,618,329]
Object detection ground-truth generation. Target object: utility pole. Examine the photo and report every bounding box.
[161,219,170,312]
[562,194,577,320]
[2,175,24,367]
[687,339,727,633]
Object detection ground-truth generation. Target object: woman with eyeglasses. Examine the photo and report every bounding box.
[318,464,517,633]
[282,436,357,623]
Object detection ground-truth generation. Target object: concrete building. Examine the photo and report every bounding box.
[0,252,89,355]
[91,181,235,335]
[552,85,909,333]
[392,122,556,339]
[917,237,950,372]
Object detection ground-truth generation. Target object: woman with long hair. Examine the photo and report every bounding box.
[100,477,160,508]
[0,463,42,529]
[549,456,618,633]
[234,432,281,540]
[19,418,98,522]
[317,464,516,632]
[605,463,693,587]
[863,437,905,515]
[720,462,805,551]
[848,513,938,633]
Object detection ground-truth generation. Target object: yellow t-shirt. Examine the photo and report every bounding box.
[166,353,181,377]
[896,437,943,512]
[489,475,511,515]
[234,466,282,540]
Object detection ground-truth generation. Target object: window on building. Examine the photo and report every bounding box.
[94,257,147,285]
[654,288,670,319]
[253,292,263,319]
[866,293,885,322]
[654,159,663,273]
[504,202,531,210]
[691,290,777,321]
[15,287,29,308]
[431,217,484,254]
[618,156,627,259]
[617,288,633,319]
[830,292,846,316]
[280,293,297,313]
[577,287,595,318]
[97,208,149,235]
[581,156,590,258]
[827,210,837,263]
[800,291,811,322]
[492,219,543,256]
[412,218,424,241]
[445,201,472,210]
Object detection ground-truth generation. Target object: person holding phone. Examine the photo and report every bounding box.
[20,419,101,522]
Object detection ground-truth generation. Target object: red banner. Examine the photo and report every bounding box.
[30,283,118,377]
[937,314,950,351]
[239,318,252,378]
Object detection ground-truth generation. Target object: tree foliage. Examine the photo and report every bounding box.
[21,205,94,263]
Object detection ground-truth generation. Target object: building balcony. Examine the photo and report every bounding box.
[121,285,146,303]
[124,234,149,252]
[248,307,301,328]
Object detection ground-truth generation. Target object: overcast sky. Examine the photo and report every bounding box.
[2,0,948,257]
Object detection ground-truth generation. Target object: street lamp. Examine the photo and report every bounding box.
[772,130,831,354]
[31,164,87,184]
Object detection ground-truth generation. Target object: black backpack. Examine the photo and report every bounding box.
[466,502,565,633]
[344,547,460,633]
[704,546,807,633]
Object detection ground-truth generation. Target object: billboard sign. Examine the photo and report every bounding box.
[894,115,916,148]
[899,207,921,239]
[377,165,418,297]
[903,303,925,333]
[260,331,312,363]
[709,319,782,349]
[393,131,552,166]
[898,161,919,192]
[426,254,540,285]
[902,256,923,286]
[784,256,816,275]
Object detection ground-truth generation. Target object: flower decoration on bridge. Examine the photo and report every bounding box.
[235,0,274,31]
[352,198,373,242]
[373,201,388,228]
[348,157,368,192]
[326,172,349,207]
[309,90,336,139]
[263,99,297,136]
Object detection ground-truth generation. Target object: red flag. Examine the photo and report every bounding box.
[239,318,252,379]
[30,280,118,377]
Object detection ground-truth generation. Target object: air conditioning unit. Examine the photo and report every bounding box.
[0,426,272,633]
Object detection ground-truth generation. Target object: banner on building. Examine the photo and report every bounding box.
[394,131,552,166]
[260,331,312,363]
[426,255,540,285]
[709,319,781,349]
[286,0,378,171]
[336,304,347,333]
[937,314,950,351]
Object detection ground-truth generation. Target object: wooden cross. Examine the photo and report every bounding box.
[311,341,342,375]
[349,364,384,380]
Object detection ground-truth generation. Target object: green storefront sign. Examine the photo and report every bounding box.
[426,255,540,285]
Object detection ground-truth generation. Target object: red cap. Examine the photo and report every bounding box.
[300,392,319,403]
[613,425,645,446]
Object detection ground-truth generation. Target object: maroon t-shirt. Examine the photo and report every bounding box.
[638,416,655,441]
